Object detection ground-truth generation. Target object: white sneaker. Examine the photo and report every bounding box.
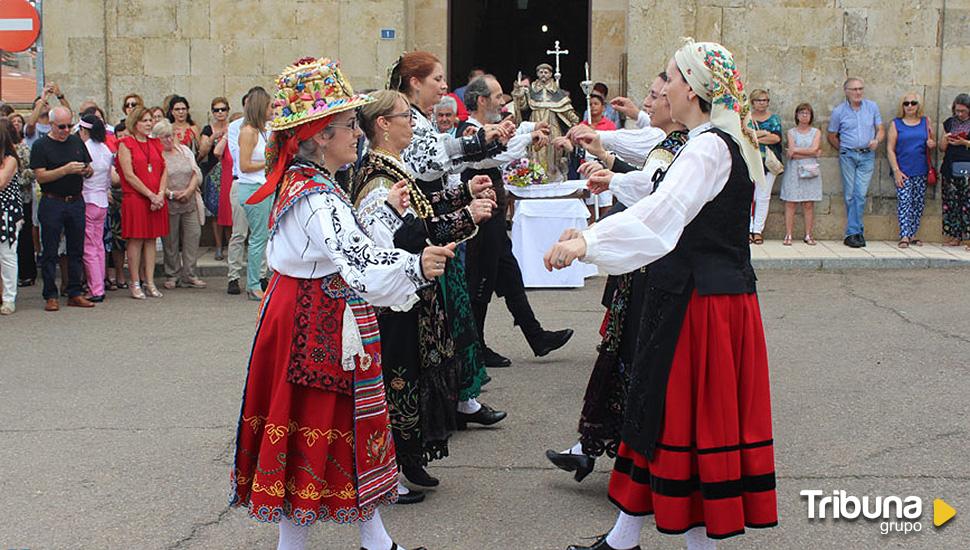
[0,303,15,315]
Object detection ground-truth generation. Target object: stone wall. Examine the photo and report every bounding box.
[627,0,969,241]
[43,0,408,123]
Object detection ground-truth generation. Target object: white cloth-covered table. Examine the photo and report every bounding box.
[507,180,587,199]
[511,197,599,288]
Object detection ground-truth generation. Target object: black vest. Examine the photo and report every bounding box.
[456,120,509,208]
[649,128,757,296]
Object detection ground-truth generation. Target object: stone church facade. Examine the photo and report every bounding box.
[41,0,969,240]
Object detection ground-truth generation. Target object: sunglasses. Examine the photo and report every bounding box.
[383,111,413,121]
[212,107,229,113]
[125,102,139,108]
[903,101,919,107]
[54,123,70,130]
[330,119,360,131]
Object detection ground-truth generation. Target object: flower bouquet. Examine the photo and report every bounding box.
[503,158,548,187]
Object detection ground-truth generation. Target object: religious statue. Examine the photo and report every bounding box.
[512,62,580,182]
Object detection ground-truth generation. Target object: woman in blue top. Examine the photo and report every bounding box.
[748,89,782,244]
[887,93,935,248]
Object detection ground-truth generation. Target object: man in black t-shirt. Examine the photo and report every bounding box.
[30,106,95,311]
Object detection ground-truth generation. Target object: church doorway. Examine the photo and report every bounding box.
[448,0,590,113]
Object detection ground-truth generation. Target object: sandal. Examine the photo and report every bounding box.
[898,239,910,249]
[751,233,765,245]
[803,235,817,246]
[118,281,129,289]
[943,238,961,247]
[910,239,923,247]
[783,234,792,246]
[130,281,146,300]
[105,279,118,291]
[144,283,164,298]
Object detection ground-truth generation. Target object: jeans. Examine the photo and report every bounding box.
[83,203,107,296]
[838,149,875,237]
[162,208,202,281]
[38,196,86,299]
[227,182,250,282]
[235,182,270,291]
[0,222,20,304]
[749,171,777,234]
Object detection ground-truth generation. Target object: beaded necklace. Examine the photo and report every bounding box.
[370,147,434,219]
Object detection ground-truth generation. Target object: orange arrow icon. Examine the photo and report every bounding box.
[934,498,956,527]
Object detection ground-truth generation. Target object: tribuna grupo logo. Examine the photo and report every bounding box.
[801,490,957,535]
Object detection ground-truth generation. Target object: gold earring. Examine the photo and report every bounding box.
[383,131,390,142]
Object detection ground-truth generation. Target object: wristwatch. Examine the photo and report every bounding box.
[167,191,174,200]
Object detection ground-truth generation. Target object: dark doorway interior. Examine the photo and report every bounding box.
[449,0,590,112]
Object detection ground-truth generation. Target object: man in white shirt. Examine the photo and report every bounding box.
[225,87,265,294]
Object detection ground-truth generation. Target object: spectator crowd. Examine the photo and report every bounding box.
[0,76,969,317]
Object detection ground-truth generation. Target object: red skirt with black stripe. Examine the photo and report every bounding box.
[608,292,777,539]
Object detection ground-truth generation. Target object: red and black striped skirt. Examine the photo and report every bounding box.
[608,292,777,539]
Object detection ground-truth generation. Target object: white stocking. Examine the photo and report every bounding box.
[457,398,482,414]
[685,526,717,549]
[561,441,584,455]
[277,519,309,550]
[359,509,400,550]
[604,511,644,549]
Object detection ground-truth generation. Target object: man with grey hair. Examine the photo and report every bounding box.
[433,95,458,136]
[459,75,572,369]
[30,106,95,311]
[827,77,884,248]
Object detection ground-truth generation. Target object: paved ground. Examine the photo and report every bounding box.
[2,269,968,549]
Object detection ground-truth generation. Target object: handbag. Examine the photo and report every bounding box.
[764,147,785,176]
[798,161,820,179]
[924,118,937,185]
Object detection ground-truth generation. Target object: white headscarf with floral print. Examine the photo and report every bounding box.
[674,39,766,189]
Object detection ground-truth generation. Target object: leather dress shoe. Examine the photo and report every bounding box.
[545,449,596,482]
[844,234,866,248]
[483,346,512,368]
[401,465,439,487]
[227,279,241,295]
[456,403,507,430]
[360,543,426,550]
[68,295,95,308]
[567,534,640,550]
[394,488,426,505]
[44,298,59,312]
[531,328,574,357]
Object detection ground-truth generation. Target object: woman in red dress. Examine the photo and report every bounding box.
[117,105,169,300]
[549,39,777,550]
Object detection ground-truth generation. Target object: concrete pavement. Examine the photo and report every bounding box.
[1,269,968,549]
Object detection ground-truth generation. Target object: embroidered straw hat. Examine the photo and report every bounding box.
[270,57,374,131]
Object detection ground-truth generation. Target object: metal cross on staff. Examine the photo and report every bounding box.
[546,40,569,84]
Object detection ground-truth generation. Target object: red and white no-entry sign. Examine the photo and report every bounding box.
[0,0,41,52]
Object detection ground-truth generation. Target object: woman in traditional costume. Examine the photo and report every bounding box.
[390,51,513,432]
[230,57,456,550]
[547,40,777,550]
[352,89,498,497]
[545,85,690,482]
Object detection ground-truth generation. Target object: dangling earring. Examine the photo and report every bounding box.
[383,131,390,142]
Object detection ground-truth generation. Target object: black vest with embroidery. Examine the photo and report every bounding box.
[649,128,757,296]
[455,120,509,208]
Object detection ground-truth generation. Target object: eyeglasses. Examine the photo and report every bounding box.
[125,102,139,108]
[846,87,865,92]
[383,111,413,121]
[54,123,70,130]
[330,119,360,131]
[212,107,229,113]
[902,101,919,107]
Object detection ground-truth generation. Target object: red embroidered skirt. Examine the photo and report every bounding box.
[608,292,777,539]
[230,273,395,525]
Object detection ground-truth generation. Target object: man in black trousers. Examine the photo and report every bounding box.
[459,75,573,368]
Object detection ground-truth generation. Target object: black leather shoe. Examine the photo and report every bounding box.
[227,279,241,295]
[566,533,640,550]
[361,543,426,550]
[260,277,269,291]
[545,449,596,482]
[857,234,866,247]
[402,465,439,487]
[456,403,507,430]
[844,234,865,248]
[394,489,426,504]
[483,346,512,368]
[531,328,574,357]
